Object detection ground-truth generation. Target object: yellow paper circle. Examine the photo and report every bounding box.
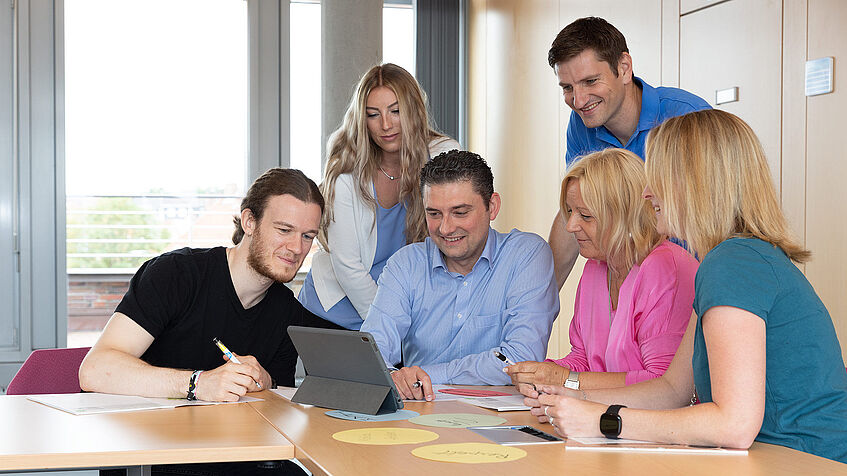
[332,427,439,445]
[412,442,527,464]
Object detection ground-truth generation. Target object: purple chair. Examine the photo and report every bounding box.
[6,347,91,395]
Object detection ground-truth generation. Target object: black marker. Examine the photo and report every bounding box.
[493,350,515,366]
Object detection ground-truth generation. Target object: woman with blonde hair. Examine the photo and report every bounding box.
[506,148,698,390]
[298,63,459,330]
[525,109,847,463]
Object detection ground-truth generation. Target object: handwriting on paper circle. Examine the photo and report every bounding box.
[332,428,439,445]
[409,413,507,428]
[412,442,527,463]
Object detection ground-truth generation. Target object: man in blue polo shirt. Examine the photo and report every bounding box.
[547,17,710,289]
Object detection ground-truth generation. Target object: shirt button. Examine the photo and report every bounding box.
[457,313,462,319]
[463,282,468,286]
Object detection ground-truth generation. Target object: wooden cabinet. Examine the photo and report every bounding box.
[805,0,847,362]
[669,0,847,362]
[678,0,783,190]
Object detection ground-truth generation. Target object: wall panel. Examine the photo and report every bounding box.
[679,0,783,191]
[806,0,847,362]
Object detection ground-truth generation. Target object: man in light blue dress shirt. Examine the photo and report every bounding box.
[360,150,559,401]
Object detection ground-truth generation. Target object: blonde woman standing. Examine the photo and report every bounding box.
[524,110,847,463]
[298,63,459,330]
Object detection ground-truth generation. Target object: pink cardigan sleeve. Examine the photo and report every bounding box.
[622,243,698,385]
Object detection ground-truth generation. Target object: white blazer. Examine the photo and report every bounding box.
[310,137,460,320]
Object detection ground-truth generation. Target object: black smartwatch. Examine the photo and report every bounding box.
[600,404,627,439]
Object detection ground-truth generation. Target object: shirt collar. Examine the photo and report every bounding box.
[594,76,653,147]
[633,76,659,133]
[430,227,497,274]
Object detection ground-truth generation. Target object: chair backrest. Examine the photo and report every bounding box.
[6,347,91,395]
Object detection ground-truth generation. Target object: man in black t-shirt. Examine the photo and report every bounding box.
[80,168,337,403]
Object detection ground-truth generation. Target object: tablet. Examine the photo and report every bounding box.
[287,326,403,415]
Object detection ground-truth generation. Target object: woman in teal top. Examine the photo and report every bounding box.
[522,109,847,463]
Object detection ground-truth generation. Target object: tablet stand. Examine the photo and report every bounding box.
[292,375,397,415]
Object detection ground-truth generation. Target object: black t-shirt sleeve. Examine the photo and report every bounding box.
[115,253,194,339]
[298,307,346,330]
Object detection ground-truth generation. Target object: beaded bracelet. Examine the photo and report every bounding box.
[187,370,203,401]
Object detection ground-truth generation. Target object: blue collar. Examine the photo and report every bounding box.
[634,76,660,133]
[430,227,497,275]
[594,76,655,148]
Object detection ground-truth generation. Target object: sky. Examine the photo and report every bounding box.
[65,0,414,197]
[65,0,249,196]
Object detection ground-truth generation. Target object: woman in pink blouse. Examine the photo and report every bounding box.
[506,148,698,391]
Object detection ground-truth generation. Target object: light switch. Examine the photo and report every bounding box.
[715,87,739,105]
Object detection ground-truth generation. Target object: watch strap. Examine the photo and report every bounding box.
[564,371,580,389]
[600,404,627,439]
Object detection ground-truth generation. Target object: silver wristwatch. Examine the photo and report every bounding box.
[564,371,580,390]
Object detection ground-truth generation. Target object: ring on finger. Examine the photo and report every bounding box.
[544,406,550,418]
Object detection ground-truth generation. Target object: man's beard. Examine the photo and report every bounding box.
[246,228,297,283]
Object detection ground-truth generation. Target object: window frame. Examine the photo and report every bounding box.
[0,0,465,390]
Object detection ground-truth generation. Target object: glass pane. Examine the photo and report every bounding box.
[290,2,417,186]
[65,0,248,347]
[290,2,322,184]
[383,4,415,76]
[0,2,16,351]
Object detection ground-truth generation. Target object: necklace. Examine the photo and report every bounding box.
[607,267,614,327]
[378,165,397,181]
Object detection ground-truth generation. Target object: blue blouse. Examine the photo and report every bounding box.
[298,184,407,330]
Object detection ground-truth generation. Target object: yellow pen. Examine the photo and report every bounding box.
[212,337,262,389]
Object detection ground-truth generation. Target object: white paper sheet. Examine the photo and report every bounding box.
[457,395,531,411]
[28,392,261,415]
[566,436,748,454]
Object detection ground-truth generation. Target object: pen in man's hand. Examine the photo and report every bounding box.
[212,337,262,389]
[493,349,515,366]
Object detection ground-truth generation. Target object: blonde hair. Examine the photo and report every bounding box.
[645,109,809,262]
[319,63,446,249]
[561,148,661,274]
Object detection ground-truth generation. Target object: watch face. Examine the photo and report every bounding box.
[600,414,622,438]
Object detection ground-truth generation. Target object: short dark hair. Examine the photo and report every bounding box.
[232,168,324,244]
[420,150,494,208]
[548,17,629,77]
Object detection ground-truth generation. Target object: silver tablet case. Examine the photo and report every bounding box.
[287,326,403,415]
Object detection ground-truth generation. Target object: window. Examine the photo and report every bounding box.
[383,2,415,75]
[64,0,417,347]
[0,1,15,354]
[290,1,322,183]
[290,1,416,186]
[64,0,249,346]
